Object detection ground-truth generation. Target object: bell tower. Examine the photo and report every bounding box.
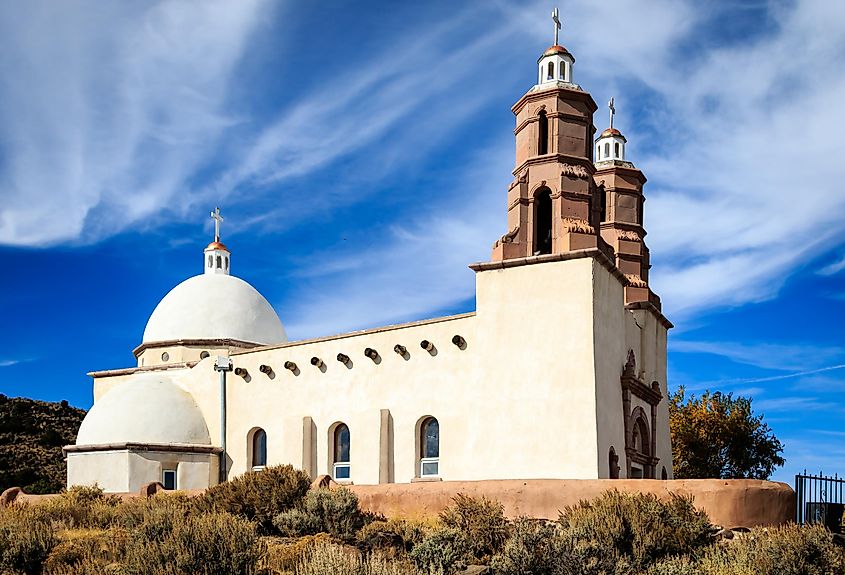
[593,99,660,307]
[492,9,601,262]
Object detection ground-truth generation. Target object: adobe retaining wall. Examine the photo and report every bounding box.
[4,478,795,528]
[349,479,795,528]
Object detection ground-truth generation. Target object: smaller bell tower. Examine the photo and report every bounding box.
[593,99,659,308]
[492,9,601,262]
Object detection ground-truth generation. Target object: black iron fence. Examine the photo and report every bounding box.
[795,471,844,533]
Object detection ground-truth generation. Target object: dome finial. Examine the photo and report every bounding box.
[608,96,615,130]
[204,207,230,275]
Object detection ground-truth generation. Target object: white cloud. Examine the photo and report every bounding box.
[818,255,845,276]
[671,340,845,372]
[0,0,269,246]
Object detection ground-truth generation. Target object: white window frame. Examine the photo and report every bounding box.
[333,462,351,481]
[162,469,177,490]
[420,457,439,477]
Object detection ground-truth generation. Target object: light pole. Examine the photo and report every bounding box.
[213,356,232,484]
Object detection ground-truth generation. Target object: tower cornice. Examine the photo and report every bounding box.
[594,163,647,184]
[511,85,597,116]
[513,153,596,178]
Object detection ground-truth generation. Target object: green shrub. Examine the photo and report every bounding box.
[198,464,310,532]
[491,517,561,575]
[697,523,845,575]
[274,488,370,541]
[409,527,468,574]
[559,490,712,569]
[122,511,264,575]
[0,506,57,575]
[439,494,510,563]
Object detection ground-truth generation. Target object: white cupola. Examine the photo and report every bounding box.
[595,97,629,164]
[536,8,575,87]
[205,207,230,275]
[537,44,574,86]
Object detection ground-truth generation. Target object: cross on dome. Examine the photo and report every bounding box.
[204,207,230,275]
[608,97,615,130]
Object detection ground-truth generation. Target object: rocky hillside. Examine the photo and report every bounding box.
[0,395,86,494]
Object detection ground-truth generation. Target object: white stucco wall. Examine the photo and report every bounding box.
[82,254,673,490]
[68,450,218,493]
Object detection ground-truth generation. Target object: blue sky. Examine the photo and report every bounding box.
[1,0,843,484]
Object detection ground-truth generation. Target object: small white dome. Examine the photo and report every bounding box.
[142,274,287,345]
[76,375,210,446]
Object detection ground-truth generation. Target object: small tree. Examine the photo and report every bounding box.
[670,386,784,479]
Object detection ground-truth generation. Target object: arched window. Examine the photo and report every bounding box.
[419,417,439,477]
[596,145,601,160]
[537,110,548,155]
[604,142,610,157]
[560,62,567,81]
[332,423,350,480]
[609,447,619,479]
[547,61,554,80]
[225,256,229,271]
[599,184,607,222]
[614,142,620,157]
[216,255,222,269]
[251,428,267,469]
[534,187,552,255]
[661,466,668,480]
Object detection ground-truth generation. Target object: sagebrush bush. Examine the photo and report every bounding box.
[43,528,127,575]
[122,511,264,575]
[294,540,426,575]
[357,517,433,554]
[0,505,56,575]
[559,490,712,569]
[491,517,561,575]
[198,464,310,532]
[262,532,332,573]
[697,523,845,575]
[439,494,510,563]
[645,555,700,575]
[409,527,469,574]
[35,485,121,530]
[274,488,370,541]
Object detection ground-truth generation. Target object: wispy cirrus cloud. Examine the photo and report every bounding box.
[671,340,845,372]
[0,0,271,246]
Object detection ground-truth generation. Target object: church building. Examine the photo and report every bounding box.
[66,14,674,492]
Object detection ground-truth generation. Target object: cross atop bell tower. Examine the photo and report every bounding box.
[491,9,600,262]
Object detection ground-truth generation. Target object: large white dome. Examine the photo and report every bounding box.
[76,375,211,446]
[142,274,287,345]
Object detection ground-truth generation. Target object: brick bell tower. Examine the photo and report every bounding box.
[491,10,601,263]
[491,11,660,309]
[593,98,660,308]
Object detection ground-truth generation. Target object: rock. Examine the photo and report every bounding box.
[310,474,338,489]
[0,487,22,507]
[456,566,490,575]
[139,482,165,497]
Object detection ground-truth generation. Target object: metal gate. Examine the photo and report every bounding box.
[795,470,844,532]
